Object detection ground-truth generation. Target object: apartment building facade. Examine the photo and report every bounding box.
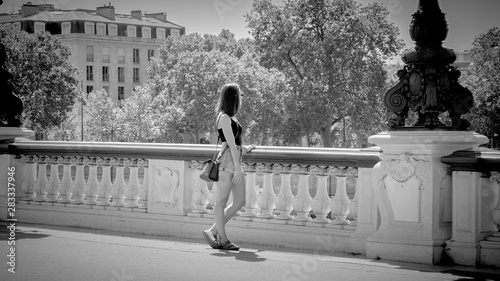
[452,49,472,69]
[0,3,185,102]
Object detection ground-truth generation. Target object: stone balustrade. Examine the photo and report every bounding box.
[189,161,359,226]
[14,155,149,209]
[7,141,374,225]
[0,140,380,254]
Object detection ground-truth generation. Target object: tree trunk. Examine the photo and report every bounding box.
[321,117,333,148]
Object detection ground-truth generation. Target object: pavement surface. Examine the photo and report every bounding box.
[1,222,500,281]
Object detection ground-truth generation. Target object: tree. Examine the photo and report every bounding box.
[116,86,158,142]
[146,31,290,144]
[460,27,500,147]
[0,28,80,138]
[45,99,81,141]
[245,0,403,147]
[81,90,121,142]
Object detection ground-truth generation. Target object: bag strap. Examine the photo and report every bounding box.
[213,114,221,159]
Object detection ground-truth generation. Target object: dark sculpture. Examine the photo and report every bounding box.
[384,0,473,131]
[0,31,24,127]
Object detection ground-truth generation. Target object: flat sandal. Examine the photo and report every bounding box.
[203,230,221,249]
[219,240,240,251]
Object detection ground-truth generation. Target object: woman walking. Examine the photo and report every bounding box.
[203,83,254,251]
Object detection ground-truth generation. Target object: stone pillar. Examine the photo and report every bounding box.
[349,167,378,255]
[366,131,488,264]
[445,171,498,266]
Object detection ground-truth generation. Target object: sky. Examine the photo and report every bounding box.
[1,0,499,56]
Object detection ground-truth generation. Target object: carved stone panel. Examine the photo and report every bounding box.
[148,159,188,215]
[379,153,427,223]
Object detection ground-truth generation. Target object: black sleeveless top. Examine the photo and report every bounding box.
[218,118,242,145]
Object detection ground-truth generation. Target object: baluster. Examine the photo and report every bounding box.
[292,165,312,222]
[97,158,114,206]
[71,157,87,204]
[274,164,294,220]
[190,161,210,213]
[110,158,125,207]
[45,156,60,202]
[256,164,276,219]
[84,157,100,205]
[58,157,73,203]
[330,167,351,225]
[137,161,148,209]
[124,159,140,208]
[348,169,359,224]
[21,155,37,201]
[310,166,331,223]
[241,163,258,217]
[488,173,500,241]
[33,156,48,202]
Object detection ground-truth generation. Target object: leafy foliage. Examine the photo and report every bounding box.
[145,30,290,144]
[0,28,79,138]
[245,0,403,146]
[462,27,500,146]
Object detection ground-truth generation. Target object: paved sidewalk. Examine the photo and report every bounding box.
[1,222,500,281]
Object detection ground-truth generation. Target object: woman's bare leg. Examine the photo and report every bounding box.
[208,172,246,241]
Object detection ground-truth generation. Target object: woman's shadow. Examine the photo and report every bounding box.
[210,249,266,262]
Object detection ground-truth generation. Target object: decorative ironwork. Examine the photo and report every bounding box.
[384,0,473,131]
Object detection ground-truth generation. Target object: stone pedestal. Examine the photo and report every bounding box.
[445,172,498,266]
[349,167,379,255]
[366,131,488,264]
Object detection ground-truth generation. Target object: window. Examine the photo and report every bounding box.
[96,23,106,35]
[133,68,140,83]
[103,86,109,93]
[127,25,137,37]
[34,22,45,34]
[108,24,117,36]
[142,27,151,39]
[12,22,21,32]
[118,87,125,100]
[86,85,93,93]
[133,49,140,64]
[86,45,94,62]
[171,29,180,37]
[102,47,110,63]
[156,28,165,40]
[61,22,71,34]
[117,48,125,63]
[86,66,93,81]
[118,67,125,82]
[84,22,95,34]
[148,49,154,62]
[102,66,109,82]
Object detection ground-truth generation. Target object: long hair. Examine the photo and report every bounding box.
[215,83,241,117]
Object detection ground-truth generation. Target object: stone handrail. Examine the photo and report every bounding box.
[7,140,381,167]
[441,147,500,172]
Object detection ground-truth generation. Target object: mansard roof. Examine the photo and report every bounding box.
[0,10,183,29]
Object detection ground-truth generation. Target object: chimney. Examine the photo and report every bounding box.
[38,4,55,11]
[96,3,115,20]
[131,10,142,20]
[21,2,39,17]
[145,12,166,22]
